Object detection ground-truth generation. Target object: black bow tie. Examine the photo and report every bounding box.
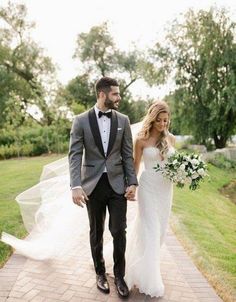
[98,111,112,118]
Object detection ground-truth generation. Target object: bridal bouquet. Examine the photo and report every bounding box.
[154,152,208,190]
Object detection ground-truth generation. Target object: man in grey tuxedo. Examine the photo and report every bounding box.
[68,77,138,298]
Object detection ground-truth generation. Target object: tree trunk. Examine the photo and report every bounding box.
[213,133,227,149]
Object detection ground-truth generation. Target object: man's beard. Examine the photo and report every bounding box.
[104,96,118,110]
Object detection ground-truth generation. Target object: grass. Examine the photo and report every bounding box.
[171,164,236,302]
[0,154,64,267]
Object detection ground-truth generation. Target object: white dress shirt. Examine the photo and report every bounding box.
[94,105,111,160]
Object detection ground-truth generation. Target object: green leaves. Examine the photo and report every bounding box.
[74,22,116,77]
[0,1,56,128]
[158,7,236,148]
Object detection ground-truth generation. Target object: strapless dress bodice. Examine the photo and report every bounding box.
[142,146,175,171]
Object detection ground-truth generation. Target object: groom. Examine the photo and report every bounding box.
[68,77,138,298]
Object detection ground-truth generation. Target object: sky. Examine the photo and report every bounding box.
[2,0,236,98]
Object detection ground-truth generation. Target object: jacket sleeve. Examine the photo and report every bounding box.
[68,115,84,188]
[121,116,138,186]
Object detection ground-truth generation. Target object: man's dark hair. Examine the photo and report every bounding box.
[95,77,119,97]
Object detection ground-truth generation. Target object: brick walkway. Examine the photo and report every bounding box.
[0,202,223,302]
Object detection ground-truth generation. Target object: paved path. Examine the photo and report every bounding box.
[0,203,223,302]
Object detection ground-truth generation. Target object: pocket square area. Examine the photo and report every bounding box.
[117,128,122,130]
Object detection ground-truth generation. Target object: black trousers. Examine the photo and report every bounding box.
[86,173,127,278]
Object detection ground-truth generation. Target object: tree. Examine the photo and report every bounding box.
[61,74,95,109]
[73,22,145,118]
[146,7,236,148]
[74,22,116,77]
[0,1,57,127]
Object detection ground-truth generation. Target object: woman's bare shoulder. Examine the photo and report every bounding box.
[134,136,146,148]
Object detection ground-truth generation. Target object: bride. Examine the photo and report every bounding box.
[1,100,175,298]
[125,100,175,297]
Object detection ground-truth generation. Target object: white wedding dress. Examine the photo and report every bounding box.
[125,146,174,297]
[1,157,89,260]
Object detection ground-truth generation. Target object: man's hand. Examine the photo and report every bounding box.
[72,187,88,207]
[125,185,136,201]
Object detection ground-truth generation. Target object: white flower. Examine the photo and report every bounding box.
[173,176,178,182]
[191,159,199,166]
[198,168,205,176]
[191,172,199,179]
[179,164,185,171]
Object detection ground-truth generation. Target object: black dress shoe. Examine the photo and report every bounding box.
[96,274,110,294]
[114,277,129,298]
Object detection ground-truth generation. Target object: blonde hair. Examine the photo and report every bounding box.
[138,100,170,158]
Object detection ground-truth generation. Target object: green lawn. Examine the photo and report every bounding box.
[0,154,64,266]
[171,164,236,302]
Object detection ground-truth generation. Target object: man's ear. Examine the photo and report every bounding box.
[99,90,106,99]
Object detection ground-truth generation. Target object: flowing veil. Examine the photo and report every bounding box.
[1,122,143,261]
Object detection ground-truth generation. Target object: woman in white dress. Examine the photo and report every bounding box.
[125,100,175,298]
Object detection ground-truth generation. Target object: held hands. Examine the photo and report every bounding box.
[125,185,136,201]
[72,187,88,207]
[72,186,136,204]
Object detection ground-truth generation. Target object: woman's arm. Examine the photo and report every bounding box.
[133,138,143,176]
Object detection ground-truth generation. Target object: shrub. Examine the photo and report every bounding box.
[0,123,70,159]
[0,145,17,159]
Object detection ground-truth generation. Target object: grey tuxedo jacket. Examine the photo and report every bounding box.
[68,108,138,195]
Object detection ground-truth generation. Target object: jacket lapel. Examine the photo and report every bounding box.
[88,108,105,157]
[107,110,118,157]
